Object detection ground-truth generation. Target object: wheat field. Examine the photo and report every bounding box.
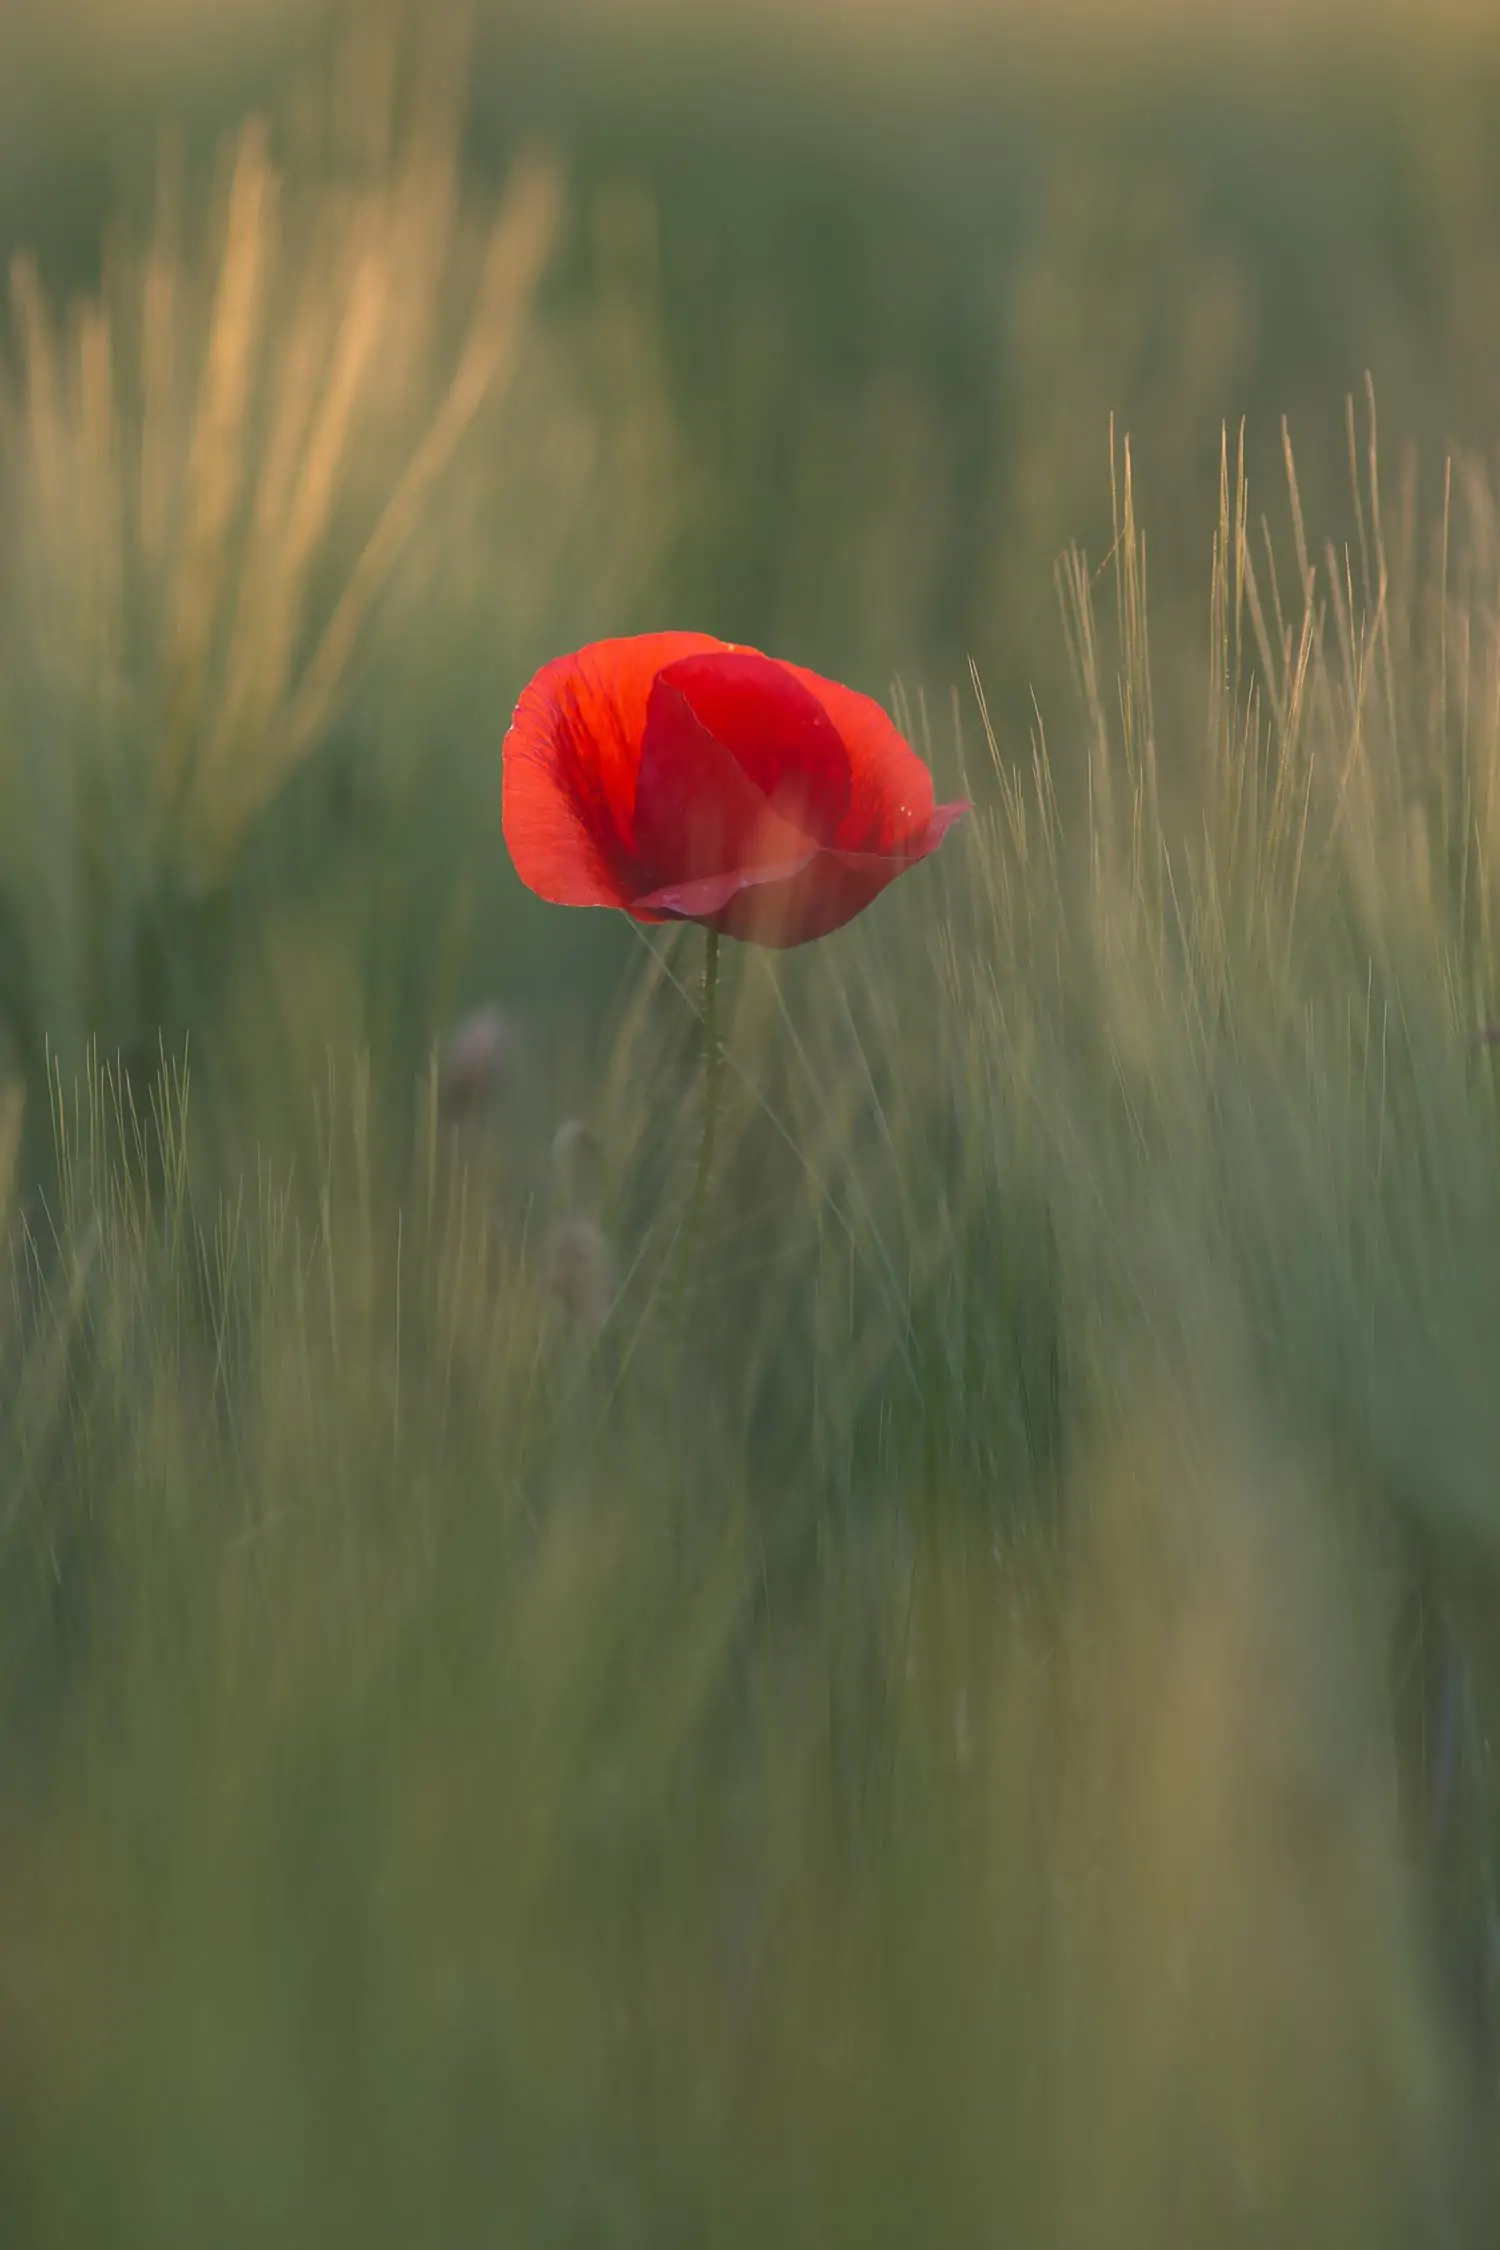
[3,5,1500,2243]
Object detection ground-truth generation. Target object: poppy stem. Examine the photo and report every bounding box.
[689,926,721,1217]
[668,928,722,1325]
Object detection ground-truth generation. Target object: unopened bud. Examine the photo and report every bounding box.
[438,1005,519,1128]
[544,1212,614,1334]
[550,1118,602,1210]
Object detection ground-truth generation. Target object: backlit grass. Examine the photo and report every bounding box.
[3,13,1500,2245]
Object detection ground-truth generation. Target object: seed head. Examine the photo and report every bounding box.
[544,1212,614,1335]
[438,1004,519,1129]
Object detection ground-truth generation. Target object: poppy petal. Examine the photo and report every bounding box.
[638,802,968,948]
[632,850,821,923]
[635,671,828,892]
[914,801,971,852]
[653,651,852,844]
[502,632,731,906]
[780,662,937,853]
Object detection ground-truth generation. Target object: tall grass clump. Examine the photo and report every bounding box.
[1,399,1500,2243]
[0,9,686,1206]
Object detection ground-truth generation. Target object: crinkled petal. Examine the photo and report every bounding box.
[502,632,730,907]
[910,801,970,853]
[780,661,937,853]
[651,651,851,846]
[632,850,820,923]
[635,669,830,892]
[637,803,968,948]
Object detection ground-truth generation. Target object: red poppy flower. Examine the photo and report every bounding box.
[502,633,968,948]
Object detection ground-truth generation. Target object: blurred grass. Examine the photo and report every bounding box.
[9,0,1500,1136]
[0,8,691,1196]
[3,2,1500,2242]
[13,2,1500,702]
[4,411,1500,2240]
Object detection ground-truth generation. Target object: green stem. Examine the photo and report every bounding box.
[680,927,721,1279]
